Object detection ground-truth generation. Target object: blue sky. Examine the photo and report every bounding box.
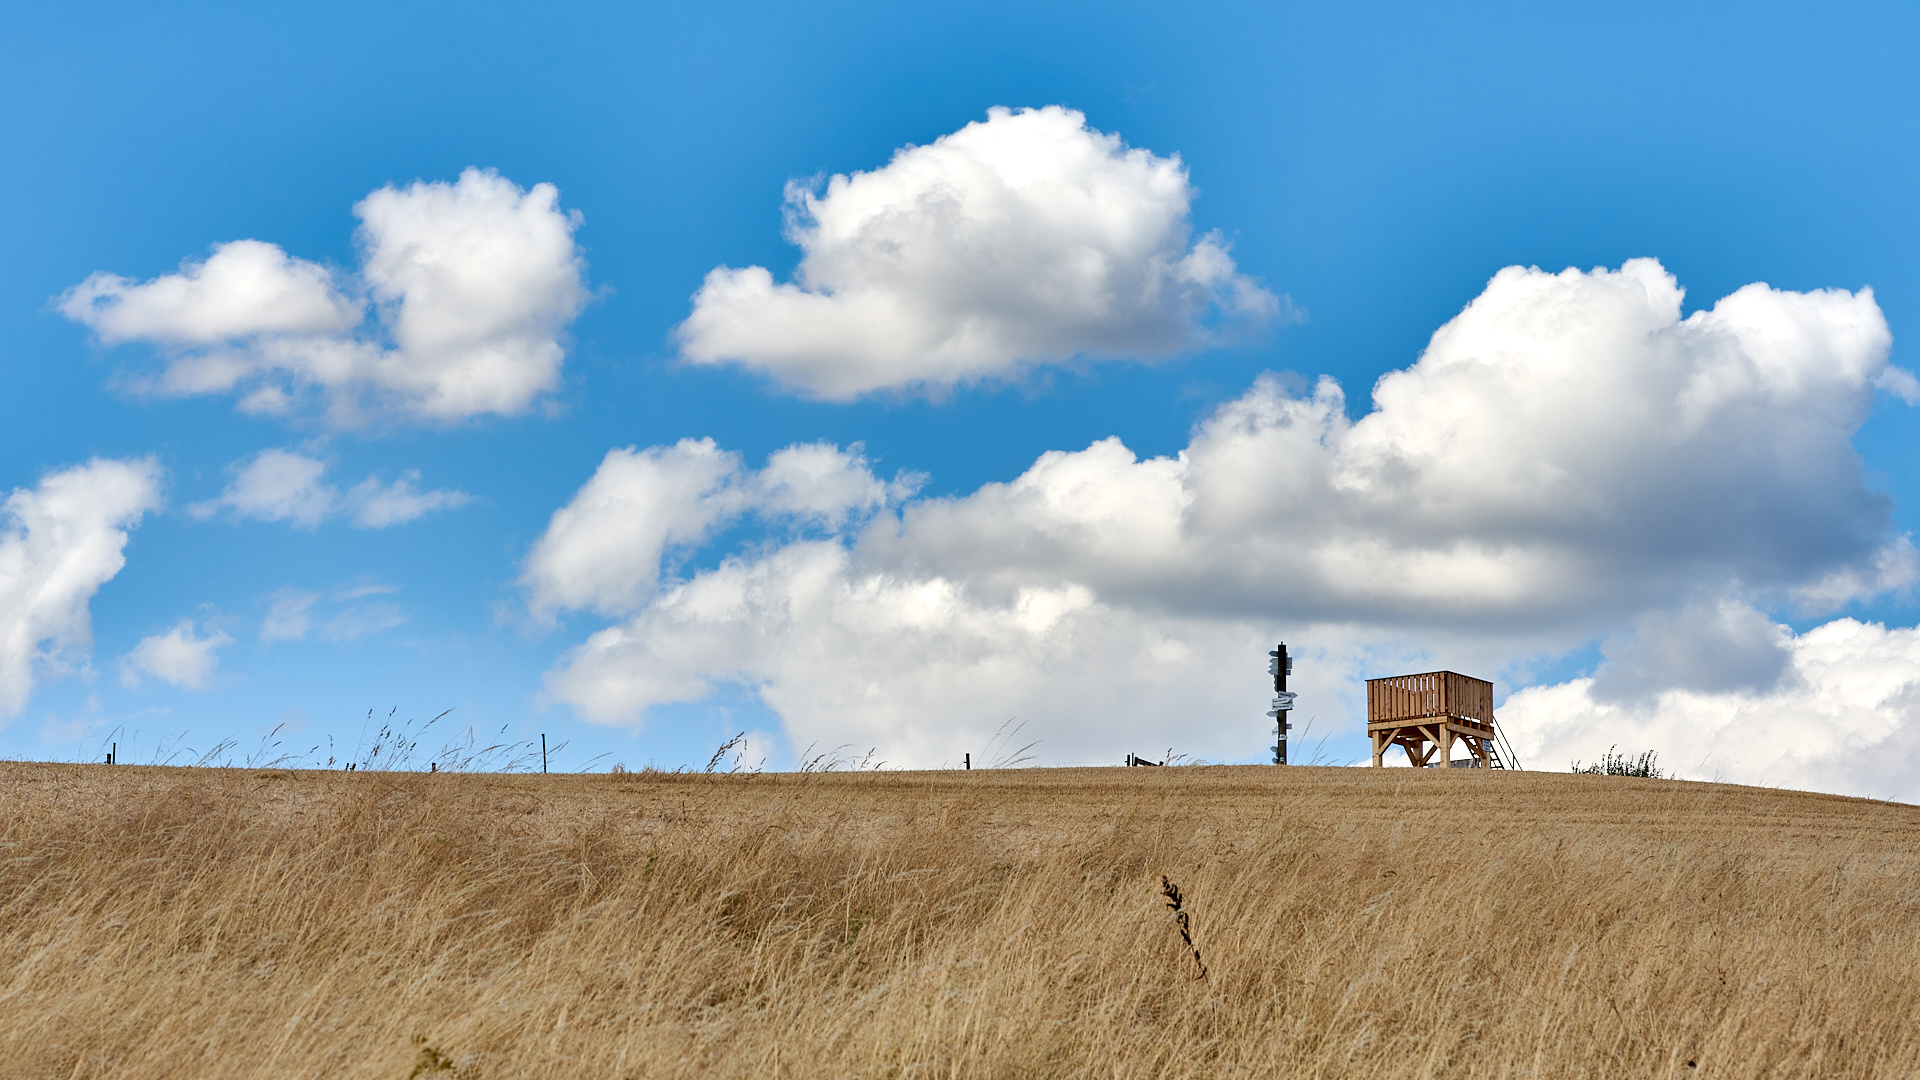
[5,1,1920,794]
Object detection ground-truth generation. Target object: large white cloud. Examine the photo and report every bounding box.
[1501,614,1920,802]
[676,106,1281,399]
[58,168,588,424]
[851,259,1905,627]
[0,459,164,719]
[535,260,1917,793]
[188,449,469,529]
[547,544,1284,766]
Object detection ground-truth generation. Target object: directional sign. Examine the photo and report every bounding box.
[1271,692,1297,711]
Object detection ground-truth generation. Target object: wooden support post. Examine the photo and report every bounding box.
[1406,730,1431,767]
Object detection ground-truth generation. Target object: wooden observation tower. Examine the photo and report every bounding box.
[1365,671,1520,769]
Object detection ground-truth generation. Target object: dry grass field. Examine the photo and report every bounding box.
[2,762,1917,1079]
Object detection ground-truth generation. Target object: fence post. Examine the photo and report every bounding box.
[964,753,970,770]
[542,734,548,774]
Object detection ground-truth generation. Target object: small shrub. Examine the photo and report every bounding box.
[1573,745,1665,778]
[409,1036,478,1079]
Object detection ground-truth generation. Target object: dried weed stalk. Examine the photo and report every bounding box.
[1161,875,1208,979]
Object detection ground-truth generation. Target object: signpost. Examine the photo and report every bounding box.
[1267,643,1294,764]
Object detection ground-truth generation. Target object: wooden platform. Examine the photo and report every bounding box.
[1365,670,1509,768]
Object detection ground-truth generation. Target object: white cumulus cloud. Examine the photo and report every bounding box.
[530,260,1920,796]
[119,619,231,690]
[56,238,361,345]
[520,439,908,621]
[58,168,588,424]
[190,449,469,529]
[0,458,164,719]
[544,544,1284,767]
[676,106,1281,399]
[1500,614,1920,802]
[848,259,1906,627]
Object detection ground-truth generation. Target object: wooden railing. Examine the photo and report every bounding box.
[1366,671,1495,724]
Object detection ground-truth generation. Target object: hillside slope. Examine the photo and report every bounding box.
[2,763,1916,1078]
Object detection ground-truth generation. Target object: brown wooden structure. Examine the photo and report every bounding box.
[1365,671,1512,769]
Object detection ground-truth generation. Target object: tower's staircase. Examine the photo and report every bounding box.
[1489,722,1522,770]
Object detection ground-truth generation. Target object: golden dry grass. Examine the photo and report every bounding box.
[2,762,1917,1079]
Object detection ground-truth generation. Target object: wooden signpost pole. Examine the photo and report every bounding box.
[1268,644,1294,764]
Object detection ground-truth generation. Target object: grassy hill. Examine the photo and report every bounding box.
[3,762,1916,1078]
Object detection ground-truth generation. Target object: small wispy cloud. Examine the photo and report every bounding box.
[191,448,469,530]
[260,588,321,642]
[260,582,408,644]
[323,602,407,642]
[119,619,231,690]
[343,473,469,528]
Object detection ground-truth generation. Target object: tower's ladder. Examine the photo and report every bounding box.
[1489,722,1522,771]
